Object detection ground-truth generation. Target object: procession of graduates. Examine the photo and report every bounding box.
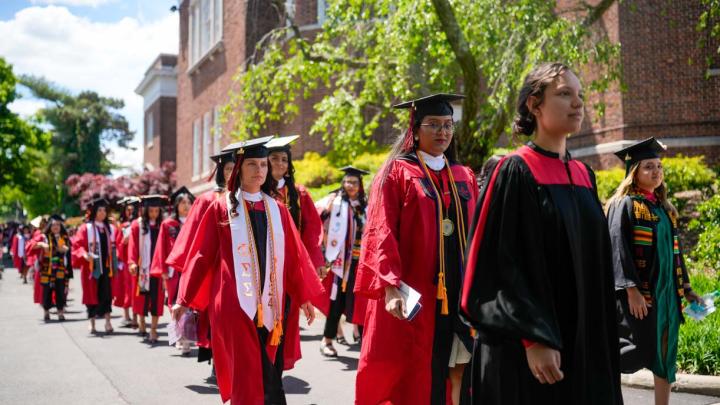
[0,62,707,405]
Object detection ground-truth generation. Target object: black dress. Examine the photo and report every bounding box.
[460,143,623,405]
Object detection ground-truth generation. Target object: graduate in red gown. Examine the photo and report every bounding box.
[128,195,168,343]
[71,198,121,334]
[266,135,325,372]
[10,225,30,283]
[150,186,194,354]
[460,63,622,404]
[315,166,369,357]
[172,138,323,405]
[114,197,140,328]
[355,94,479,405]
[34,215,71,322]
[27,217,48,306]
[166,147,240,371]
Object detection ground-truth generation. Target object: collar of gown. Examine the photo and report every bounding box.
[179,216,186,224]
[418,150,445,171]
[241,190,263,202]
[528,141,572,161]
[276,177,286,189]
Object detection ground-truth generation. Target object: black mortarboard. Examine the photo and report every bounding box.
[266,135,299,152]
[118,196,141,206]
[48,214,64,223]
[88,197,109,209]
[170,186,195,203]
[339,165,370,178]
[222,136,275,159]
[614,137,667,175]
[141,194,169,207]
[210,151,235,165]
[393,93,465,124]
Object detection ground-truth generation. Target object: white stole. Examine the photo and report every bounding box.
[86,222,114,274]
[325,195,349,280]
[17,235,25,258]
[136,219,153,292]
[227,191,285,330]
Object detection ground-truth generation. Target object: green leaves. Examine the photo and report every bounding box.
[227,0,620,168]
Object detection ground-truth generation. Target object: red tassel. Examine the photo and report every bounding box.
[206,166,217,182]
[226,154,244,196]
[401,106,416,152]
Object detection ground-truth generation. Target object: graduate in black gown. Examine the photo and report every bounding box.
[460,63,623,405]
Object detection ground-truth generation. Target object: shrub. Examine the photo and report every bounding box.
[688,194,720,270]
[677,267,720,376]
[595,167,625,204]
[294,152,341,188]
[662,155,716,193]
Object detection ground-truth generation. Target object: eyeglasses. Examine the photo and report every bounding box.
[420,122,455,133]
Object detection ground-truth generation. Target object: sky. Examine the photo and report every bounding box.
[0,0,179,175]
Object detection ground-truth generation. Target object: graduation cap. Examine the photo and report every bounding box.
[222,135,275,158]
[210,151,234,165]
[30,216,43,228]
[393,93,465,151]
[265,135,300,152]
[170,186,195,204]
[118,196,140,206]
[339,165,370,178]
[48,214,64,223]
[141,194,169,207]
[88,197,109,209]
[614,137,667,175]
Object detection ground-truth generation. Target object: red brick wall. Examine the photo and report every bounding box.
[143,96,177,169]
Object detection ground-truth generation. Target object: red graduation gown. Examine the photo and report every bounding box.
[166,189,222,350]
[112,221,133,309]
[71,223,120,305]
[26,230,46,304]
[127,219,164,316]
[274,183,325,370]
[177,197,324,405]
[10,234,25,272]
[150,217,182,311]
[354,157,478,405]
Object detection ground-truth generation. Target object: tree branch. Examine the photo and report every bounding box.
[582,0,616,27]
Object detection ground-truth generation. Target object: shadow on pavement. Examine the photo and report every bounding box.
[283,375,311,394]
[185,384,219,395]
[299,334,323,342]
[333,354,358,371]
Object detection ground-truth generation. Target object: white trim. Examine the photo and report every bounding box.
[202,111,212,174]
[188,0,223,71]
[569,136,720,158]
[192,119,201,177]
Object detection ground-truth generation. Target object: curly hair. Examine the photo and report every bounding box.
[512,62,572,136]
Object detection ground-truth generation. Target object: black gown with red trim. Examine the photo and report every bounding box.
[460,143,622,405]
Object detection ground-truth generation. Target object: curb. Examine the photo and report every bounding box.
[622,370,720,398]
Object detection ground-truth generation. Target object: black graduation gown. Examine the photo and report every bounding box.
[460,143,623,405]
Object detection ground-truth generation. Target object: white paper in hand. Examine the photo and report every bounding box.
[398,281,422,321]
[168,319,181,346]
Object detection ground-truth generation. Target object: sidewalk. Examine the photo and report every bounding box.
[623,370,720,398]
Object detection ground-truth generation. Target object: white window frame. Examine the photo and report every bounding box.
[192,119,201,179]
[317,0,327,25]
[188,0,224,70]
[213,105,222,155]
[202,111,212,175]
[145,113,154,148]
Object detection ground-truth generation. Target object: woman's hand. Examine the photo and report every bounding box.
[525,343,564,384]
[57,245,69,254]
[627,287,649,320]
[684,285,702,304]
[129,263,138,276]
[384,285,406,320]
[316,266,328,279]
[171,303,187,322]
[161,272,169,281]
[300,302,315,325]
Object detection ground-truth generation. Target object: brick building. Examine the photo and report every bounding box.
[135,54,178,170]
[567,0,720,169]
[144,0,719,192]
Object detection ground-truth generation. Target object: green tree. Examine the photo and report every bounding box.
[0,58,48,192]
[227,0,620,168]
[697,0,720,73]
[19,76,134,215]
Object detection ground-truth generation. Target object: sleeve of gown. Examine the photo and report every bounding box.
[10,235,17,257]
[127,221,140,267]
[176,202,221,311]
[166,195,210,271]
[282,207,324,305]
[354,164,404,299]
[460,156,564,350]
[607,197,639,289]
[150,222,170,277]
[71,224,90,268]
[298,187,325,268]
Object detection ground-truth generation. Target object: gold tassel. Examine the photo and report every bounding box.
[342,279,348,293]
[437,272,449,315]
[257,303,264,328]
[270,319,283,346]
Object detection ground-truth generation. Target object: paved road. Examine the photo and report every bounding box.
[0,268,718,405]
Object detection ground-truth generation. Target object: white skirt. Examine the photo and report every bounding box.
[448,333,472,367]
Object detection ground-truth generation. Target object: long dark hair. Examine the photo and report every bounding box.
[43,218,69,240]
[215,160,230,189]
[87,204,111,231]
[228,155,275,217]
[341,174,368,213]
[120,203,138,223]
[172,194,193,221]
[265,150,302,226]
[512,62,571,136]
[141,206,162,234]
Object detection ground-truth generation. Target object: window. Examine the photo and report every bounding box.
[192,119,201,178]
[188,0,224,68]
[145,114,154,147]
[213,106,222,155]
[317,0,327,24]
[202,111,212,174]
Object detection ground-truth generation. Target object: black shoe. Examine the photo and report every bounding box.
[43,314,50,322]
